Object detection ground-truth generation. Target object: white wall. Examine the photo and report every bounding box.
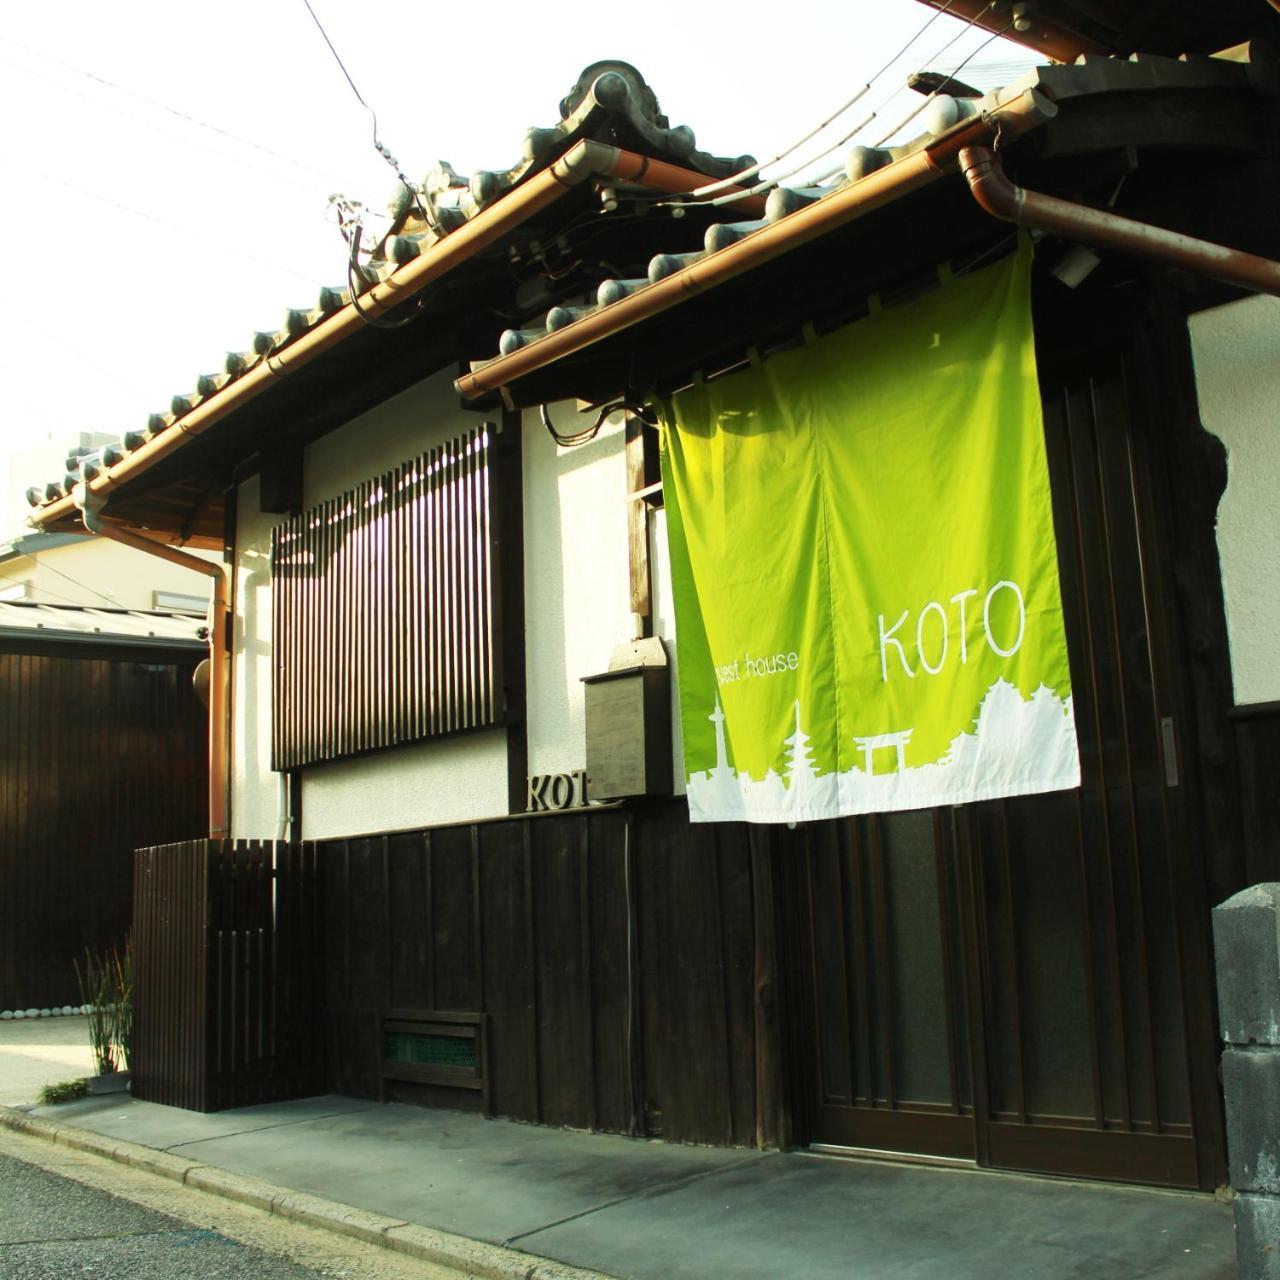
[231,475,278,840]
[649,506,686,796]
[1188,294,1280,707]
[229,370,687,838]
[521,412,635,781]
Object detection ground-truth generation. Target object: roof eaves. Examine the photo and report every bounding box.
[456,47,1266,405]
[456,85,1058,405]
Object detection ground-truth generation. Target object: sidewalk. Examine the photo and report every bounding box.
[2,1089,1235,1280]
[0,1013,1236,1280]
[0,1014,95,1106]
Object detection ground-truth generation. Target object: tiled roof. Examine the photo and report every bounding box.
[473,50,1257,377]
[23,61,753,523]
[0,600,206,647]
[22,49,1264,521]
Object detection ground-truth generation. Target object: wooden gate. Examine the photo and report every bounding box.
[785,338,1222,1188]
[133,840,324,1111]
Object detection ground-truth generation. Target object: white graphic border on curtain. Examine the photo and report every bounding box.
[686,679,1080,824]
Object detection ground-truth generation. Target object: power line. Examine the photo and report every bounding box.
[0,567,114,608]
[0,34,348,190]
[23,165,321,283]
[666,3,1004,209]
[21,556,120,606]
[297,0,440,234]
[682,0,964,201]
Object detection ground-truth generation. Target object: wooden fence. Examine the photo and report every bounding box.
[0,646,205,1011]
[132,840,323,1111]
[317,800,782,1148]
[132,804,786,1145]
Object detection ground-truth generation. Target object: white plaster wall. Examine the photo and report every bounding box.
[230,370,686,838]
[231,475,278,840]
[649,505,687,797]
[522,410,635,781]
[1188,295,1280,707]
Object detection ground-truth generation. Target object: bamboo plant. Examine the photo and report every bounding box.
[74,940,132,1076]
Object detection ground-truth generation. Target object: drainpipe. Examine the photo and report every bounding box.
[72,484,230,839]
[959,146,1280,297]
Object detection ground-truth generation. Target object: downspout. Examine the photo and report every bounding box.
[959,146,1280,297]
[73,485,230,839]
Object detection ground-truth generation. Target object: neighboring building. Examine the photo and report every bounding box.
[18,2,1280,1197]
[2,433,217,611]
[0,530,213,612]
[0,602,206,1012]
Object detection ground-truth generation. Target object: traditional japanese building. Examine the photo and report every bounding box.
[20,1,1280,1193]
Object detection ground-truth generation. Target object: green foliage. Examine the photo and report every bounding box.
[38,1078,90,1104]
[74,938,133,1076]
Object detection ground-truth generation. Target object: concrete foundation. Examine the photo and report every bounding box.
[1214,884,1280,1280]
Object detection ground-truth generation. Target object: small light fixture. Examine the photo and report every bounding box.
[1052,244,1101,289]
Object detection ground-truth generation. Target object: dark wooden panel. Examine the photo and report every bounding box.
[311,802,767,1147]
[477,822,540,1122]
[388,832,432,1011]
[133,839,324,1112]
[586,811,634,1136]
[987,1122,1198,1189]
[429,827,481,1013]
[530,815,592,1129]
[132,841,208,1111]
[635,803,758,1147]
[0,650,205,1011]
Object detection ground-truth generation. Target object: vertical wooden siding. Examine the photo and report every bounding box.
[318,801,768,1147]
[132,840,324,1111]
[271,425,501,771]
[133,840,209,1110]
[0,648,205,1010]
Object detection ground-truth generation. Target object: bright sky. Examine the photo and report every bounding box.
[0,0,1039,531]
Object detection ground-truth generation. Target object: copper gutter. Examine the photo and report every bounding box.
[960,146,1280,296]
[72,486,229,838]
[456,88,1056,404]
[31,143,758,533]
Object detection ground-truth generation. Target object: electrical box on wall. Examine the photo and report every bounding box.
[582,637,672,801]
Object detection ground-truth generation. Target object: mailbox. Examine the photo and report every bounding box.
[582,637,672,800]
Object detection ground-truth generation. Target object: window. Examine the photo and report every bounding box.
[270,424,508,770]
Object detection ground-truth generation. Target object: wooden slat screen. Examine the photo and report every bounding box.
[271,425,500,771]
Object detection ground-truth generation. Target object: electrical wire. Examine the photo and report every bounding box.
[0,565,116,608]
[343,221,426,330]
[865,21,1011,149]
[27,165,319,283]
[298,0,443,236]
[663,3,1002,211]
[0,36,347,190]
[540,399,656,449]
[680,0,963,201]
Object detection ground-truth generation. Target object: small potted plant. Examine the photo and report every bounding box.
[74,942,132,1094]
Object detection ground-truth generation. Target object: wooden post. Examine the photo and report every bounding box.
[625,416,660,638]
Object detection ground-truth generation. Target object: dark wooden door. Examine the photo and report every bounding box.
[789,346,1215,1188]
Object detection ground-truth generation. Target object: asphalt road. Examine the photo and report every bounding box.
[0,1129,459,1280]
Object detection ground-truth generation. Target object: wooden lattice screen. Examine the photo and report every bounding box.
[271,425,501,771]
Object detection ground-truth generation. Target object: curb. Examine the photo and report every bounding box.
[0,1105,611,1280]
